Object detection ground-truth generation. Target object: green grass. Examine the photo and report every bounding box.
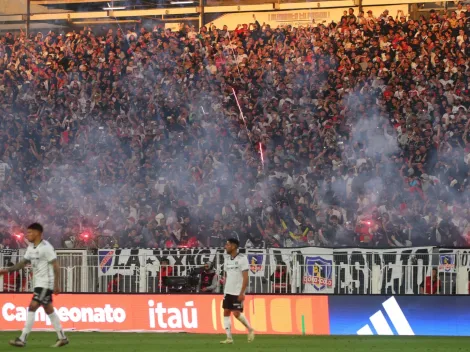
[0,332,468,351]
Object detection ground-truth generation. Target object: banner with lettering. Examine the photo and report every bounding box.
[97,247,434,294]
[269,246,433,294]
[0,249,20,267]
[454,248,470,270]
[333,246,433,294]
[97,248,267,278]
[98,248,220,277]
[331,248,372,295]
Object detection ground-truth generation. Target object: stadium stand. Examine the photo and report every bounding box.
[0,6,470,250]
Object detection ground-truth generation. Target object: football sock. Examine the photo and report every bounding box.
[236,313,253,332]
[48,312,66,339]
[20,311,35,342]
[224,316,232,338]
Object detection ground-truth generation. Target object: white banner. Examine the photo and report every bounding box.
[270,246,433,294]
[98,248,222,277]
[332,248,372,294]
[301,247,334,294]
[456,248,470,269]
[269,247,334,294]
[373,246,433,295]
[0,249,20,267]
[268,248,295,273]
[332,247,433,294]
[98,248,267,278]
[97,246,433,294]
[245,248,267,278]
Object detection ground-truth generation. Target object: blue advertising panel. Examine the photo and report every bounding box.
[329,296,470,336]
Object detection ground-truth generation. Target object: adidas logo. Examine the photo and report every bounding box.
[357,297,414,336]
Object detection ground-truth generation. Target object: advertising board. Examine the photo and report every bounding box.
[328,295,470,336]
[0,294,329,335]
[1,294,470,336]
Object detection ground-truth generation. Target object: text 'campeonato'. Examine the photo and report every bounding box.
[2,303,127,325]
[1,301,199,329]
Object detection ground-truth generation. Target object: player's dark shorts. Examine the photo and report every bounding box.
[32,287,53,306]
[222,294,243,312]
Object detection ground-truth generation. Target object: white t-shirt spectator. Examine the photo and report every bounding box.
[439,78,454,87]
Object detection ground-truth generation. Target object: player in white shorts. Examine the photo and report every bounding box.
[220,238,255,344]
[0,223,69,348]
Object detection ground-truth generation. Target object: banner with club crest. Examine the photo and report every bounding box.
[96,246,435,294]
[268,247,335,293]
[269,246,434,294]
[97,247,266,278]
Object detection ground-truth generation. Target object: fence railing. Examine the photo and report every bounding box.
[0,253,465,295]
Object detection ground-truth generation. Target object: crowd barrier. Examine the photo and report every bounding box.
[0,294,469,336]
[1,246,469,294]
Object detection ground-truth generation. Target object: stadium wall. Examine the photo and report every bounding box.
[0,294,469,336]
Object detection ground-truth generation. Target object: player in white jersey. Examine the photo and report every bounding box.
[0,223,69,348]
[220,238,255,344]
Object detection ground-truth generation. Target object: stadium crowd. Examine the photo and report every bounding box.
[1,5,470,250]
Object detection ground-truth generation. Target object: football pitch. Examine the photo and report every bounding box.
[0,333,467,351]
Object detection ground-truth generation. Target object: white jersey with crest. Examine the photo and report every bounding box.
[224,253,249,296]
[23,240,57,290]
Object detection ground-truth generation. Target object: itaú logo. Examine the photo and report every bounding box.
[148,300,198,330]
[2,303,126,325]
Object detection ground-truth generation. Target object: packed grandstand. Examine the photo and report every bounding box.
[0,5,470,250]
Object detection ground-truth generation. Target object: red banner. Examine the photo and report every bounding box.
[0,294,329,335]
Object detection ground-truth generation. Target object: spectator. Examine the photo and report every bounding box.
[270,261,290,293]
[158,258,173,291]
[420,268,441,294]
[199,261,218,292]
[207,220,226,247]
[107,273,122,293]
